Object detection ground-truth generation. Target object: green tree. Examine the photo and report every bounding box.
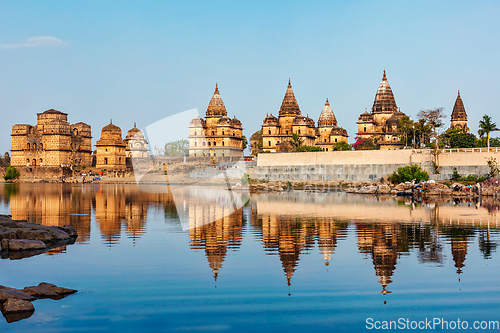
[164,139,189,157]
[250,130,263,156]
[478,115,499,150]
[241,135,248,150]
[388,164,429,184]
[3,166,20,181]
[448,133,477,148]
[331,142,351,151]
[414,119,432,148]
[287,133,304,152]
[397,116,415,147]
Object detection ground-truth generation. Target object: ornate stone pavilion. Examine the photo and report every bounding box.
[449,91,469,133]
[188,84,244,157]
[315,99,348,150]
[260,80,348,152]
[124,123,149,158]
[356,70,406,150]
[11,109,92,167]
[95,121,126,170]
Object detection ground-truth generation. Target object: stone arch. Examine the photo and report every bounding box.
[104,157,108,165]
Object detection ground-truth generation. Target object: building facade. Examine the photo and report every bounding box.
[95,121,126,170]
[449,91,469,133]
[124,123,149,158]
[356,71,406,150]
[11,109,92,167]
[260,80,348,153]
[188,84,244,157]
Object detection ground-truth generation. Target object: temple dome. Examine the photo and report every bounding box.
[318,98,337,127]
[189,115,206,127]
[97,121,125,146]
[451,91,467,121]
[279,79,301,117]
[217,116,232,126]
[372,70,398,114]
[263,113,279,125]
[102,121,122,135]
[125,123,144,141]
[206,84,227,117]
[232,116,242,128]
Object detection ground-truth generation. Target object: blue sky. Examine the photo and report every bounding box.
[1,0,499,153]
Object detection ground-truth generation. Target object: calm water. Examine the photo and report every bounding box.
[1,183,500,332]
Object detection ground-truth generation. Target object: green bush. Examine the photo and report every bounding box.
[294,145,324,152]
[449,133,476,148]
[388,164,429,184]
[331,142,351,151]
[451,167,461,181]
[3,166,20,181]
[241,173,250,185]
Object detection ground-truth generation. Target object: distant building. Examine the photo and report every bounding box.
[124,123,149,158]
[10,109,92,167]
[356,70,406,150]
[95,121,126,170]
[188,84,244,157]
[449,91,469,133]
[260,80,348,152]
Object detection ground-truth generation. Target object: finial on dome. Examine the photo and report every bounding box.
[458,89,460,96]
[215,83,219,94]
[288,78,291,87]
[383,69,387,81]
[134,122,137,128]
[326,98,330,106]
[110,119,112,124]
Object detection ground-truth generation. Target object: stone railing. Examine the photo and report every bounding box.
[412,147,500,154]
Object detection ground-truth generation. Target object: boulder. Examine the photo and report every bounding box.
[1,298,34,314]
[23,283,77,300]
[435,183,449,190]
[0,230,16,240]
[5,239,46,251]
[16,229,53,242]
[393,183,406,191]
[0,286,36,301]
[376,185,391,194]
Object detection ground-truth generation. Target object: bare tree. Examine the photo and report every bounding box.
[417,108,446,173]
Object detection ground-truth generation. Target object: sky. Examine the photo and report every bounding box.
[1,0,499,154]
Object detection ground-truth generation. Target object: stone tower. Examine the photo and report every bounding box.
[315,98,348,150]
[95,121,126,170]
[450,91,469,133]
[124,123,149,158]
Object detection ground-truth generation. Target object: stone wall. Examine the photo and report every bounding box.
[249,149,500,182]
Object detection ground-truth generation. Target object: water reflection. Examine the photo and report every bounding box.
[1,184,500,294]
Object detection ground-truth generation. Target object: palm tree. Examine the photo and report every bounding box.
[287,133,304,152]
[478,115,499,149]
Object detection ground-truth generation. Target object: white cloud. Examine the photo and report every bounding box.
[0,36,68,49]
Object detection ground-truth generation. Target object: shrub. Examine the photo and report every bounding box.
[451,167,461,181]
[331,142,351,151]
[3,166,20,181]
[294,145,324,152]
[388,164,429,184]
[487,157,500,178]
[241,173,250,185]
[449,133,477,148]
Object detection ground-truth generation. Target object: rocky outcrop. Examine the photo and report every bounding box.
[0,283,77,323]
[0,215,77,256]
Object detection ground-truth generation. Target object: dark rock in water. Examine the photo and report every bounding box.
[3,239,46,251]
[56,225,78,238]
[15,229,53,242]
[23,282,77,300]
[1,248,47,260]
[1,298,35,317]
[0,286,36,302]
[2,310,34,323]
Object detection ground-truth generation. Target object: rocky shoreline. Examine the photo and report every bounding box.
[0,215,78,259]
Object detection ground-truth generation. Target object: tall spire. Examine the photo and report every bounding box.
[279,79,301,117]
[318,98,337,127]
[206,83,227,117]
[372,70,397,114]
[451,90,467,121]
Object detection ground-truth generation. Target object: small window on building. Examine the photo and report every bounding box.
[32,159,36,166]
[298,129,301,134]
[73,128,78,136]
[326,148,328,151]
[195,142,197,146]
[208,142,211,146]
[27,143,30,150]
[212,131,214,135]
[335,138,337,143]
[40,159,43,165]
[203,142,206,146]
[324,139,327,142]
[222,153,224,157]
[33,143,37,150]
[364,127,367,133]
[195,131,197,136]
[286,130,288,134]
[214,142,216,146]
[268,141,271,146]
[104,158,108,165]
[222,131,225,136]
[222,141,224,146]
[268,130,271,134]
